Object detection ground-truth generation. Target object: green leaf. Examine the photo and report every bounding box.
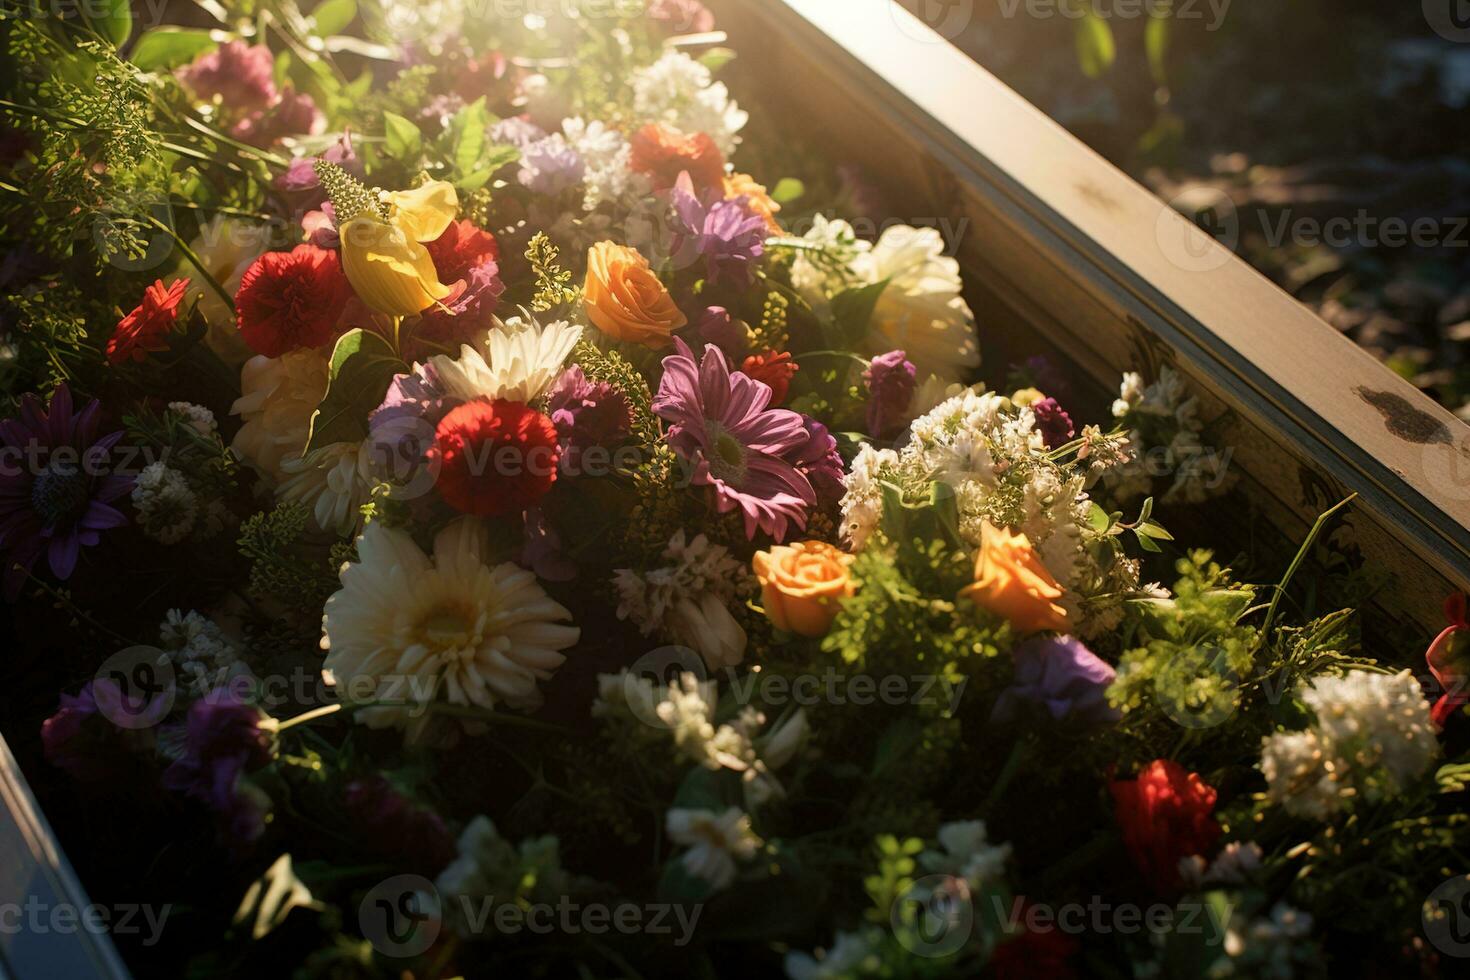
[1074,12,1116,79]
[698,47,737,73]
[1087,501,1112,535]
[771,177,805,205]
[382,111,422,162]
[84,0,132,47]
[312,0,358,35]
[828,278,889,348]
[1135,530,1162,554]
[306,330,407,453]
[1136,520,1175,541]
[1146,11,1171,86]
[450,97,489,181]
[130,29,217,71]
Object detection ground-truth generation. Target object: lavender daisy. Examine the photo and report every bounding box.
[652,339,815,541]
[0,384,132,598]
[670,173,767,287]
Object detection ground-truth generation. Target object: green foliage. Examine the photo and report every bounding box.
[313,159,384,224]
[237,503,343,617]
[526,232,579,313]
[570,337,657,442]
[306,329,406,453]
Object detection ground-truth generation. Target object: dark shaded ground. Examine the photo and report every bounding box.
[910,0,1470,417]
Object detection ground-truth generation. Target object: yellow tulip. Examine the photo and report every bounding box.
[339,180,459,317]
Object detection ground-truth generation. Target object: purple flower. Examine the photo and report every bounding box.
[232,87,324,147]
[671,173,767,287]
[1032,397,1075,449]
[653,339,815,541]
[794,416,846,504]
[648,0,716,33]
[864,350,916,438]
[275,132,359,205]
[990,635,1120,728]
[0,384,132,599]
[545,366,633,468]
[366,362,457,489]
[176,41,277,113]
[491,116,548,148]
[518,134,585,196]
[521,506,577,583]
[345,776,457,876]
[1020,354,1070,403]
[698,306,748,360]
[162,690,275,842]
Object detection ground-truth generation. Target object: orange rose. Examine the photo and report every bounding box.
[724,173,782,234]
[959,521,1070,633]
[582,242,688,348]
[753,541,856,638]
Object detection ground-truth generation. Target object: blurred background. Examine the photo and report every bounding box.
[900,0,1470,420]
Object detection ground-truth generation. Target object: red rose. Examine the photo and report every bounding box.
[741,351,798,406]
[629,123,725,190]
[108,278,190,365]
[235,245,351,357]
[1109,759,1222,893]
[431,398,560,516]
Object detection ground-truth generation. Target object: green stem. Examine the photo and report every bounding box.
[145,215,235,313]
[1260,494,1357,639]
[980,739,1027,815]
[272,702,343,733]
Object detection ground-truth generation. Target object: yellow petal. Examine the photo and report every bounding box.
[384,180,458,243]
[340,214,452,316]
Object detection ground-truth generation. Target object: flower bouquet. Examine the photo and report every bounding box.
[1,3,1467,978]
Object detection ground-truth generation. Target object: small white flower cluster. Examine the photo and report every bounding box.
[434,816,573,938]
[1211,903,1317,979]
[131,462,198,544]
[665,806,762,892]
[158,609,242,696]
[613,531,753,668]
[840,387,1143,633]
[919,820,1012,890]
[1260,670,1438,820]
[593,671,807,809]
[561,116,645,212]
[630,50,748,155]
[167,401,217,436]
[1179,841,1264,890]
[1110,367,1235,505]
[784,929,883,980]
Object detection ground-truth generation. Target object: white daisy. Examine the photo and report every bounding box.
[322,519,579,738]
[431,316,583,405]
[666,806,762,892]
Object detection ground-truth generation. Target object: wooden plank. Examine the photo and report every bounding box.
[0,736,130,980]
[710,0,1470,630]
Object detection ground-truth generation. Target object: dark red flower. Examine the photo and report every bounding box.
[630,123,725,190]
[235,245,351,357]
[414,220,505,355]
[1109,759,1222,894]
[1428,593,1470,728]
[988,904,1079,980]
[345,776,457,876]
[741,350,798,406]
[108,278,189,364]
[1032,397,1075,449]
[431,398,560,516]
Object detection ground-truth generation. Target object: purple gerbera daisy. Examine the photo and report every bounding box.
[0,384,132,598]
[652,339,815,541]
[670,173,767,287]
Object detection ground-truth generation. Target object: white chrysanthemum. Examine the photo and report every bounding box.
[561,117,639,211]
[321,519,579,736]
[789,215,873,314]
[431,316,582,405]
[1259,729,1340,820]
[277,442,375,537]
[1300,669,1438,792]
[434,815,571,937]
[785,930,881,980]
[631,51,748,155]
[666,806,762,891]
[921,820,1012,889]
[167,401,217,436]
[131,462,198,544]
[838,444,899,550]
[852,225,979,385]
[159,609,242,695]
[1220,902,1316,976]
[231,350,330,483]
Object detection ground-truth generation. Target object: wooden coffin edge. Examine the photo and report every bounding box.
[710,0,1470,628]
[0,735,131,980]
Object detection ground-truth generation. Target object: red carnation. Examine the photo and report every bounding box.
[741,351,798,406]
[108,278,190,365]
[412,220,506,356]
[235,245,351,357]
[630,123,725,190]
[1109,760,1222,894]
[431,398,560,516]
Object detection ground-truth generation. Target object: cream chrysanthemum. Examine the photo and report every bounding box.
[322,519,579,738]
[230,349,330,483]
[278,442,375,537]
[856,226,979,385]
[431,316,583,404]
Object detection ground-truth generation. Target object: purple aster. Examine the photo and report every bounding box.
[793,416,846,504]
[864,350,917,438]
[161,689,276,843]
[1032,397,1075,449]
[40,680,153,782]
[1019,354,1071,403]
[518,134,585,196]
[652,339,815,541]
[345,776,457,876]
[698,306,748,360]
[275,131,359,206]
[545,365,633,470]
[670,173,767,287]
[990,635,1120,728]
[0,384,132,599]
[176,41,277,113]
